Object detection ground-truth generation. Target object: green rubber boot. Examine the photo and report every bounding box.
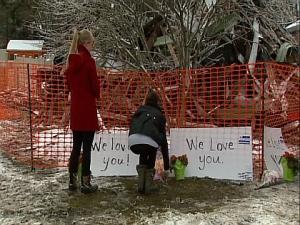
[68,173,78,191]
[80,175,98,194]
[144,168,159,194]
[136,165,147,194]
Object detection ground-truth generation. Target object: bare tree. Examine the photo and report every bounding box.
[30,0,297,71]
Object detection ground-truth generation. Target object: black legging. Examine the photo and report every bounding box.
[69,131,95,176]
[130,144,157,169]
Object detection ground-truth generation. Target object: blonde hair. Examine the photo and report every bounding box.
[68,28,94,54]
[78,29,94,45]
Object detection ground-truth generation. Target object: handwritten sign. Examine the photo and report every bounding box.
[90,128,253,180]
[91,131,139,176]
[170,127,253,181]
[264,126,288,175]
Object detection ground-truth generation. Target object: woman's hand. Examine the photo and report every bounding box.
[62,104,70,132]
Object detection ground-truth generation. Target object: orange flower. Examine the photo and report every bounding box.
[171,154,188,166]
[170,155,177,165]
[282,151,295,160]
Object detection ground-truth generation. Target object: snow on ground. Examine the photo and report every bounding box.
[0,151,299,225]
[141,193,299,225]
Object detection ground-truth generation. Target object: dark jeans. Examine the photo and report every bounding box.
[130,144,157,169]
[69,131,95,176]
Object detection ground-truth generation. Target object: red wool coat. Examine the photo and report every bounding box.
[65,45,100,131]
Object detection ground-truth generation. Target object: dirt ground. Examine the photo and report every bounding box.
[0,151,299,225]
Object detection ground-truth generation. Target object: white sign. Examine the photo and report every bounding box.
[91,131,139,176]
[170,127,253,181]
[264,126,288,175]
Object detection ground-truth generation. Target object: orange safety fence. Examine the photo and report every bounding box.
[0,61,299,179]
[0,62,32,165]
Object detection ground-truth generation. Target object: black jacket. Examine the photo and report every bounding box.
[129,104,169,170]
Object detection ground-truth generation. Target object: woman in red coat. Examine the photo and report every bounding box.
[65,29,100,193]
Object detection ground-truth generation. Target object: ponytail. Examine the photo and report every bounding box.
[66,28,79,67]
[67,28,94,66]
[69,28,79,54]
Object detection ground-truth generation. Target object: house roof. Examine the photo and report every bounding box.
[7,40,44,51]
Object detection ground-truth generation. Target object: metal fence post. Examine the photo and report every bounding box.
[27,63,34,171]
[261,63,266,178]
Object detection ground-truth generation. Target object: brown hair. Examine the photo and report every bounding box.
[145,89,161,109]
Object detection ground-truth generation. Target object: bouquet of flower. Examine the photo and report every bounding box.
[280,151,299,175]
[170,154,188,180]
[171,154,188,167]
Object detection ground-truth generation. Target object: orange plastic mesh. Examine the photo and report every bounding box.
[0,61,299,178]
